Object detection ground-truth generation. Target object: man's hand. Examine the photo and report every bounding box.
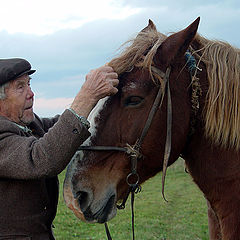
[71,65,119,118]
[84,65,119,99]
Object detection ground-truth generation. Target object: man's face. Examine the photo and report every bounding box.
[0,74,35,125]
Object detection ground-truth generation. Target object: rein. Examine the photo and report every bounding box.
[78,65,173,240]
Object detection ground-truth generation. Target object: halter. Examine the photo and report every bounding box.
[79,65,172,240]
[77,52,200,240]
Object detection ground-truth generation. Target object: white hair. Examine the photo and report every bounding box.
[0,82,9,99]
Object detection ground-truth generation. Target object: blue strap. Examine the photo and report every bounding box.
[185,50,197,75]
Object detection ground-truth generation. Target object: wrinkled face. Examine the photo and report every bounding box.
[64,68,169,223]
[0,74,35,125]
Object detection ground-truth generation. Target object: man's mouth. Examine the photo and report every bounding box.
[25,106,33,110]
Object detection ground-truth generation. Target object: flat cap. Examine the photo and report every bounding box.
[0,58,36,86]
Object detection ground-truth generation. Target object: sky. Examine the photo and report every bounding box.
[0,0,239,116]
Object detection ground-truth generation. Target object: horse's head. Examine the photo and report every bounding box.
[64,18,200,223]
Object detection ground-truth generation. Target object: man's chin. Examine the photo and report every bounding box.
[21,113,35,125]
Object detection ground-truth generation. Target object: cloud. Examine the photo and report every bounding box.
[34,97,74,117]
[0,0,141,35]
[32,74,85,99]
[0,0,240,117]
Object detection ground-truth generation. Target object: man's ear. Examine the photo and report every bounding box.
[154,17,200,68]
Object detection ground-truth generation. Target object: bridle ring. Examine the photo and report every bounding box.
[126,172,139,186]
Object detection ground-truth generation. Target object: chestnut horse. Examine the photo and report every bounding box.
[64,17,240,240]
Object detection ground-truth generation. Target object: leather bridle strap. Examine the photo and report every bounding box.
[161,75,172,201]
[79,145,128,153]
[116,66,171,207]
[137,66,170,147]
[104,222,112,240]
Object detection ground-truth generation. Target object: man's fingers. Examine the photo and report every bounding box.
[110,78,119,87]
[109,87,118,96]
[83,64,119,100]
[102,65,116,74]
[107,72,118,79]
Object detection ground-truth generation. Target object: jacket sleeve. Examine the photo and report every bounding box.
[0,109,90,179]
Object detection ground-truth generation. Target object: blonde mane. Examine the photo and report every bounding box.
[194,35,240,150]
[109,27,240,150]
[109,27,167,86]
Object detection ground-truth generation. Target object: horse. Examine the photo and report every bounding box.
[63,17,240,240]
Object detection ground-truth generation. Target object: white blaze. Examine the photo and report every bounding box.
[83,97,109,146]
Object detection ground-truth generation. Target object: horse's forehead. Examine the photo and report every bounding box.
[120,68,153,94]
[122,82,138,92]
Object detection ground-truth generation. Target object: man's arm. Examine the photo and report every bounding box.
[0,110,90,179]
[39,115,60,132]
[0,64,118,179]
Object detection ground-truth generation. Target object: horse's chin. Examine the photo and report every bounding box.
[82,195,117,223]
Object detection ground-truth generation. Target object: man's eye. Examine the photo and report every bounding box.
[17,84,25,90]
[124,96,144,106]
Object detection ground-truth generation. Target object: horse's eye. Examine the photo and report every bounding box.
[124,96,143,106]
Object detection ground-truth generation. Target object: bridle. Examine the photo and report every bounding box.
[77,51,201,240]
[79,65,173,240]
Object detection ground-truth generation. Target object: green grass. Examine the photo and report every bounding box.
[53,159,209,240]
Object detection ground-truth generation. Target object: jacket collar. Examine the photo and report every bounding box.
[12,122,32,134]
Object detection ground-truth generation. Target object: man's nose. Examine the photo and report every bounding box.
[27,86,34,99]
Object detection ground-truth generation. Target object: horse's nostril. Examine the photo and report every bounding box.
[76,191,89,211]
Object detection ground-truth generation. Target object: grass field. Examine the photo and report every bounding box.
[53,159,209,240]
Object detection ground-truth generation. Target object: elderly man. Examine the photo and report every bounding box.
[0,58,118,239]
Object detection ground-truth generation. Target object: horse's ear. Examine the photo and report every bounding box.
[138,19,157,34]
[154,17,200,68]
[142,19,157,32]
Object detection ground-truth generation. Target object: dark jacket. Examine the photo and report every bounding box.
[0,109,90,240]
